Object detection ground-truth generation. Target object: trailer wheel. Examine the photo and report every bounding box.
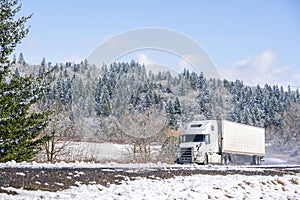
[256,156,261,165]
[252,156,261,165]
[222,154,230,165]
[252,156,256,165]
[226,155,231,165]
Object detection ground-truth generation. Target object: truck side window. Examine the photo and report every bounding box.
[211,125,214,131]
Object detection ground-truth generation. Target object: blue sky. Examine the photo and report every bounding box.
[15,0,300,88]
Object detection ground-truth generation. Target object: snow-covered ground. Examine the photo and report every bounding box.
[3,156,300,171]
[36,141,300,165]
[0,161,300,200]
[60,142,133,162]
[36,142,163,163]
[1,172,299,199]
[1,142,299,199]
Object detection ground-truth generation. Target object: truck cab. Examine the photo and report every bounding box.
[175,120,221,164]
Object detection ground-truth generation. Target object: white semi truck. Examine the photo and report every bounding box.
[174,120,265,165]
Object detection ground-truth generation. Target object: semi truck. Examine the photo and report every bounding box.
[174,120,265,165]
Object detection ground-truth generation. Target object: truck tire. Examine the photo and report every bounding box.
[203,154,208,165]
[226,155,231,165]
[257,156,261,165]
[222,154,230,165]
[252,156,261,165]
[221,155,226,165]
[252,156,256,165]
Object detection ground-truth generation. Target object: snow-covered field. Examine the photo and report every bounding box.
[37,141,300,164]
[1,142,299,199]
[36,142,163,163]
[60,142,133,162]
[1,172,299,199]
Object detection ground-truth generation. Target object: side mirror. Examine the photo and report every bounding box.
[205,134,210,144]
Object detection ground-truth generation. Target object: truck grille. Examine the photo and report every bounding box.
[179,147,192,162]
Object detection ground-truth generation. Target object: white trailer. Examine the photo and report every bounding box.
[174,120,265,165]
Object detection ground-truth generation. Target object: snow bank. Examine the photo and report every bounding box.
[1,173,299,199]
[1,160,300,172]
[0,160,174,169]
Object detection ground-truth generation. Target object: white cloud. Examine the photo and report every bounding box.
[136,53,155,65]
[255,50,276,70]
[220,50,298,88]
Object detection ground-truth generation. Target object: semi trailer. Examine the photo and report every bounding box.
[174,120,265,165]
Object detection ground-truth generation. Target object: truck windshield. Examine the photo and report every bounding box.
[182,134,205,143]
[191,124,202,128]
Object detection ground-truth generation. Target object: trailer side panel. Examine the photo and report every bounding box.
[222,120,265,156]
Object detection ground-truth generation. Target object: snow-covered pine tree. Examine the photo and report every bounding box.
[197,72,206,89]
[17,52,26,66]
[0,0,51,162]
[174,97,181,115]
[166,99,176,130]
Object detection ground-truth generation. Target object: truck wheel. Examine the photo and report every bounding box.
[221,155,226,165]
[226,155,231,165]
[257,157,261,165]
[252,156,260,165]
[203,154,208,165]
[222,154,230,165]
[252,156,256,165]
[221,155,225,165]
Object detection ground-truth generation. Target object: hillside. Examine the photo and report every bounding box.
[14,57,300,159]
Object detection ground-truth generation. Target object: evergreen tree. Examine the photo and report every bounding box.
[174,97,181,115]
[17,52,26,65]
[0,0,50,162]
[166,99,176,129]
[197,72,206,89]
[12,54,17,64]
[197,88,212,119]
[39,57,46,76]
[177,78,187,96]
[14,67,20,77]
